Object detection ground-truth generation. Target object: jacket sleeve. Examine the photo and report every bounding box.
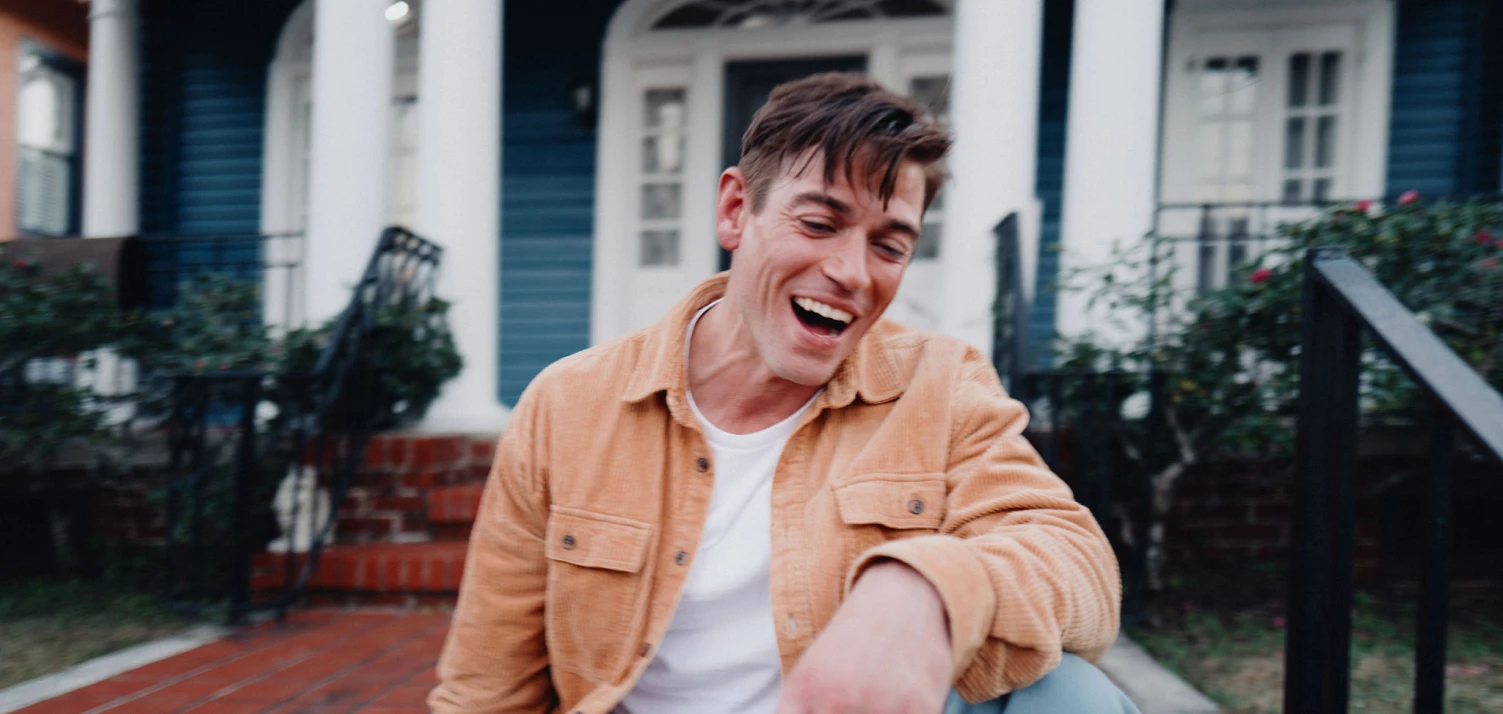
[842,347,1122,704]
[429,385,556,714]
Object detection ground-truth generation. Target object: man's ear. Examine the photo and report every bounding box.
[716,167,748,252]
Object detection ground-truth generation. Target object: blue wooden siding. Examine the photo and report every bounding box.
[1027,0,1075,365]
[1386,0,1503,196]
[138,0,301,306]
[499,1,622,405]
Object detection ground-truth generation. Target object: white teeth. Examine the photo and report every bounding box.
[794,297,854,324]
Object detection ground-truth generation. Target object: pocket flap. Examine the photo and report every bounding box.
[545,506,653,573]
[833,476,946,529]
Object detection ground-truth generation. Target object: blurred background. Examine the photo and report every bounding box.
[0,1,1500,712]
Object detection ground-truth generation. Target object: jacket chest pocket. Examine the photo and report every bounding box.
[833,476,947,533]
[544,506,653,679]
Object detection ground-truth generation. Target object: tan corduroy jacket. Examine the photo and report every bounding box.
[429,274,1122,714]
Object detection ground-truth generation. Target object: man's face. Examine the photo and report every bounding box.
[716,151,926,387]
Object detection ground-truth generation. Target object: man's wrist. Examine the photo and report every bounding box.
[853,559,951,648]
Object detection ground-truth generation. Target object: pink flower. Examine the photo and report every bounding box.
[1272,616,1286,628]
[1251,268,1273,284]
[1495,238,1503,250]
[1398,189,1420,205]
[11,259,27,269]
[193,359,206,371]
[1475,232,1492,245]
[1482,258,1498,271]
[1354,200,1373,213]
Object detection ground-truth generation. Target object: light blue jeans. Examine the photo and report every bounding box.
[943,654,1142,714]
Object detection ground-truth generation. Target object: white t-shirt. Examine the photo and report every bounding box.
[615,302,818,714]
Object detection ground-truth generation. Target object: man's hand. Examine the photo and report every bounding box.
[776,560,952,713]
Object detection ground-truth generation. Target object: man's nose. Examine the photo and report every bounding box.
[821,232,872,294]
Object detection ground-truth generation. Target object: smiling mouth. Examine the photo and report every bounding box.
[791,297,854,337]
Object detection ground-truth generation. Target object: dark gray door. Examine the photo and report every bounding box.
[720,57,867,269]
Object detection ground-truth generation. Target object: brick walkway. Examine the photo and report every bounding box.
[16,611,450,714]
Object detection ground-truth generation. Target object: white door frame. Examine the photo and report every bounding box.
[260,0,315,331]
[1162,0,1395,204]
[590,0,954,344]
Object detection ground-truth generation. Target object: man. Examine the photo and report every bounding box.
[430,73,1138,714]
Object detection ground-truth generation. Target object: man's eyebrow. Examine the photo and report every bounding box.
[790,192,853,216]
[883,219,921,240]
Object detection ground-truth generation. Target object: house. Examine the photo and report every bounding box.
[58,0,1503,433]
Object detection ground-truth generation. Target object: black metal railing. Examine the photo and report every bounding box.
[138,232,306,326]
[160,226,443,623]
[1286,249,1503,714]
[1153,201,1318,279]
[992,213,1156,622]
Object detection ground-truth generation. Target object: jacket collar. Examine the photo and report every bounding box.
[621,273,905,408]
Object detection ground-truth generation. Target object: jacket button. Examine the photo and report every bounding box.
[675,550,688,565]
[562,534,576,549]
[695,457,709,472]
[908,499,925,515]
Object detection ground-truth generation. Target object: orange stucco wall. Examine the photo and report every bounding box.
[0,0,88,238]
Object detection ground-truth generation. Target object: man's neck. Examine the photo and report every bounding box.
[687,299,820,435]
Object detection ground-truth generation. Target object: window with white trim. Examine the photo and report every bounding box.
[639,87,688,266]
[907,74,948,260]
[16,43,82,236]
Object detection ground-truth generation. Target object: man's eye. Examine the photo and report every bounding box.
[877,242,909,260]
[800,220,835,234]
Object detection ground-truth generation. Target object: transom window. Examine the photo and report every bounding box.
[652,0,946,30]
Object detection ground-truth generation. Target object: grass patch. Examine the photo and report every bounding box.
[1129,573,1503,714]
[0,580,194,690]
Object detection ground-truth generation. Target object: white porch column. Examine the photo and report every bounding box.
[412,0,507,431]
[1055,0,1164,344]
[82,0,139,237]
[940,0,1044,356]
[304,0,395,322]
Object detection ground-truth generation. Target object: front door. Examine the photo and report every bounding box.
[720,57,868,270]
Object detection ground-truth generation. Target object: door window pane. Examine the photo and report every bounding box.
[1315,116,1336,168]
[641,183,681,220]
[1318,52,1341,106]
[1228,57,1260,114]
[640,230,680,267]
[1288,53,1310,108]
[908,76,950,124]
[1199,57,1229,115]
[642,135,684,174]
[1282,179,1303,203]
[1313,178,1332,202]
[1284,118,1305,169]
[644,89,686,129]
[1226,121,1254,177]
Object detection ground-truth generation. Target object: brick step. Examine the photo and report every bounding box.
[325,433,496,545]
[252,541,468,600]
[426,483,484,541]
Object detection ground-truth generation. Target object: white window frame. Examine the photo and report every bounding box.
[591,0,954,344]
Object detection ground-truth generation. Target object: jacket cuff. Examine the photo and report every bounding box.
[843,535,996,683]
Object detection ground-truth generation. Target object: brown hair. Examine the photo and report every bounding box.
[738,72,952,214]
